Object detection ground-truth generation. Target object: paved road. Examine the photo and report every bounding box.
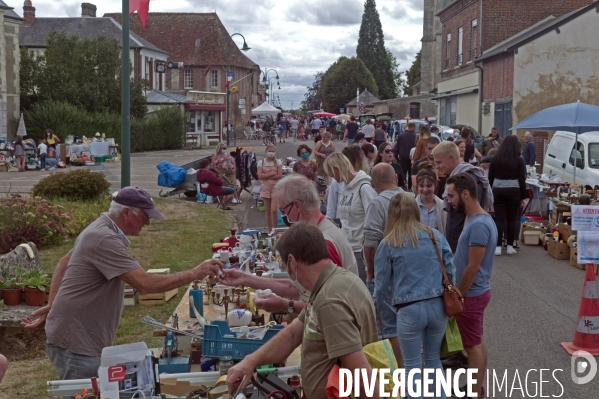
[3,140,598,395]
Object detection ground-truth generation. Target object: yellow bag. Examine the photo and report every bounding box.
[363,339,401,399]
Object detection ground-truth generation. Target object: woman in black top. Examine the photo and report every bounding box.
[488,135,527,256]
[461,127,482,164]
[374,142,407,190]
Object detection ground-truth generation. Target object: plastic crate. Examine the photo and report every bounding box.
[202,320,284,360]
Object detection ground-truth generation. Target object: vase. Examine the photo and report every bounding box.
[1,288,22,306]
[24,287,46,306]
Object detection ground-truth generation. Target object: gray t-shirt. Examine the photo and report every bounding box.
[45,215,140,356]
[453,213,497,297]
[361,124,375,137]
[363,187,404,248]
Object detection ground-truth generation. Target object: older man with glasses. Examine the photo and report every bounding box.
[21,187,224,386]
[219,174,357,313]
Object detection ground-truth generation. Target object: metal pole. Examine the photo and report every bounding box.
[226,38,230,146]
[121,0,130,187]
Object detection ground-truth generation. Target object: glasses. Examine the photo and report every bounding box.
[134,209,150,223]
[383,149,393,154]
[279,202,294,215]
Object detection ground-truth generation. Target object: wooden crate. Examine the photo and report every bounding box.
[123,292,138,306]
[139,288,178,305]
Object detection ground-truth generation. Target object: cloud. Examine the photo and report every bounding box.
[286,0,363,26]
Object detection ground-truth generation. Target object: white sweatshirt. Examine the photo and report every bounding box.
[337,170,376,252]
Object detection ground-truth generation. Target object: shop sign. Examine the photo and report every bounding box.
[187,91,225,104]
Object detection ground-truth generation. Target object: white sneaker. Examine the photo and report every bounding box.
[206,195,214,204]
[49,167,55,171]
[495,246,502,256]
[232,198,241,204]
[506,245,517,255]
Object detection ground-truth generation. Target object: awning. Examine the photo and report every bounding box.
[431,88,478,100]
[185,104,226,111]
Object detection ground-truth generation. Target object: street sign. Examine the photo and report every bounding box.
[238,99,246,108]
[359,101,365,107]
[340,108,344,113]
[359,101,366,113]
[166,62,184,69]
[241,108,246,115]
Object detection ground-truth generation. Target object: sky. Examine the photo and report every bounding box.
[13,0,424,110]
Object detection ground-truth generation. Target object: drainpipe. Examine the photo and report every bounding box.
[474,62,483,136]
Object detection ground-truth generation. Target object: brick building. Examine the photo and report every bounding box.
[435,0,594,137]
[0,1,22,141]
[106,12,261,145]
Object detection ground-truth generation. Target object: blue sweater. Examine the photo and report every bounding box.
[522,141,536,167]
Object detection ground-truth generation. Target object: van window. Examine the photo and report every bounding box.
[569,141,585,169]
[589,143,599,168]
[548,135,574,161]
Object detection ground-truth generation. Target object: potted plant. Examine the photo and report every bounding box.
[1,269,23,306]
[23,270,49,306]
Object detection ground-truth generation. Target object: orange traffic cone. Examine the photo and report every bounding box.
[562,264,599,356]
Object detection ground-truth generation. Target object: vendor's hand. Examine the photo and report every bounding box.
[218,268,247,287]
[521,199,527,208]
[254,293,288,312]
[21,305,51,328]
[227,358,256,395]
[192,259,224,280]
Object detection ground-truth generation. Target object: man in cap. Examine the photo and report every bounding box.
[22,187,223,382]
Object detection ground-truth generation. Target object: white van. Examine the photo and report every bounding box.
[543,131,599,189]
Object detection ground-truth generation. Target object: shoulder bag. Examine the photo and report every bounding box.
[429,229,465,316]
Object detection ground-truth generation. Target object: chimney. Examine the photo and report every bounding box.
[81,2,96,18]
[23,0,35,26]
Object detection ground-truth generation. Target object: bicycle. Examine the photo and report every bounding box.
[262,131,276,146]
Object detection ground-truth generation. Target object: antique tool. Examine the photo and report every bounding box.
[141,316,203,340]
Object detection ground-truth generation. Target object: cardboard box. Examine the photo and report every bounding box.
[160,378,226,398]
[520,223,549,241]
[570,248,586,269]
[548,240,570,260]
[559,223,576,241]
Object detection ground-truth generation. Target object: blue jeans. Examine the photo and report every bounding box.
[366,280,398,339]
[347,139,355,145]
[397,297,447,399]
[47,343,99,399]
[40,153,46,169]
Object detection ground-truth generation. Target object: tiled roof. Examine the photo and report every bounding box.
[346,89,381,106]
[0,0,24,20]
[104,12,259,70]
[20,17,168,54]
[146,90,188,104]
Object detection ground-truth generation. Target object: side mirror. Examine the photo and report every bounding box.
[570,157,585,169]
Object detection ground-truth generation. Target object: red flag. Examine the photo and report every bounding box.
[129,0,150,28]
[204,64,212,76]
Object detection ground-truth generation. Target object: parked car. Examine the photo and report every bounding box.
[543,131,599,190]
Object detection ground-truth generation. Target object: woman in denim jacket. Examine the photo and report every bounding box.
[374,193,456,399]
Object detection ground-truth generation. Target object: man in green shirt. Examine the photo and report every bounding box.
[226,223,379,399]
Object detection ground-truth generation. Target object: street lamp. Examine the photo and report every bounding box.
[261,68,279,84]
[268,77,280,105]
[226,33,250,146]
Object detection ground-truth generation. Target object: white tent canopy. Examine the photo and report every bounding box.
[251,102,279,115]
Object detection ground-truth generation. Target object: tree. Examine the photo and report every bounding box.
[20,31,147,118]
[356,0,397,100]
[318,56,378,113]
[303,72,323,110]
[402,51,422,97]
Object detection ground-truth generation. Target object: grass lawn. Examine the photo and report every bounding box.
[0,197,231,399]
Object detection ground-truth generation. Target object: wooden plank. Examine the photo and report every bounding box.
[123,293,138,306]
[139,288,178,305]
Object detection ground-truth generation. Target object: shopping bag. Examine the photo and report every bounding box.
[440,317,463,357]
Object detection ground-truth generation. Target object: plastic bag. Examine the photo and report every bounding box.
[156,160,187,187]
[440,317,463,357]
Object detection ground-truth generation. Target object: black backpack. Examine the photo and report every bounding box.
[262,121,271,131]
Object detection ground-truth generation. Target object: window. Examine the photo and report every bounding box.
[589,143,599,168]
[171,69,179,90]
[440,96,457,125]
[458,27,463,65]
[184,69,193,89]
[211,69,218,88]
[570,141,585,169]
[409,102,421,119]
[470,20,478,60]
[445,34,451,69]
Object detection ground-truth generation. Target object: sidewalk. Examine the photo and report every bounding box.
[0,147,215,196]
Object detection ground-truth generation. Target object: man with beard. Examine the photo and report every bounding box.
[446,173,497,399]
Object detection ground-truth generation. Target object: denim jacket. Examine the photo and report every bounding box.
[373,227,456,309]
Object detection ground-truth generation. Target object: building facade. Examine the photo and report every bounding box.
[346,90,380,116]
[0,1,22,141]
[20,2,169,91]
[435,0,594,136]
[106,12,261,146]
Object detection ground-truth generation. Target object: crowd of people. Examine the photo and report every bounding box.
[226,122,535,398]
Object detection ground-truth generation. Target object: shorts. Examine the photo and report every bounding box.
[454,290,491,347]
[221,186,235,195]
[260,183,276,199]
[366,281,397,339]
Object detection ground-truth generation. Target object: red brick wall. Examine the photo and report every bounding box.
[482,0,594,50]
[440,0,481,79]
[481,53,513,101]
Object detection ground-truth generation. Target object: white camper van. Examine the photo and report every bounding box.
[542,131,599,189]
